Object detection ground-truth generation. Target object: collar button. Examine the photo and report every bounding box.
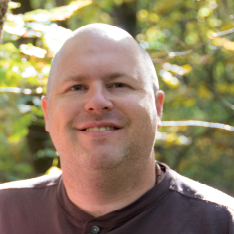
[91,225,100,234]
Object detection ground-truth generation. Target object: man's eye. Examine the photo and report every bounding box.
[71,85,84,91]
[113,83,126,88]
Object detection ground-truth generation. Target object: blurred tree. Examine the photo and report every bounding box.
[135,0,234,195]
[0,0,10,44]
[0,0,234,196]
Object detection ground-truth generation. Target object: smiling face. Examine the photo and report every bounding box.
[42,25,164,171]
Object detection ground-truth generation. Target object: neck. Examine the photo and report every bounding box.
[62,156,156,217]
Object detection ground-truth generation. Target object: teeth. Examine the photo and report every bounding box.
[86,126,115,131]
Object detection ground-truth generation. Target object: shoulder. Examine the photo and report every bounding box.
[0,171,62,218]
[0,172,63,232]
[168,169,234,211]
[0,172,62,197]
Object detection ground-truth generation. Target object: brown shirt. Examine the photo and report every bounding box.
[0,163,234,234]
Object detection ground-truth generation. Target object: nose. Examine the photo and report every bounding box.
[84,85,113,114]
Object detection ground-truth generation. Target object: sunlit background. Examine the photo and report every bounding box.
[0,0,234,196]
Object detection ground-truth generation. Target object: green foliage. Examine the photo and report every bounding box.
[0,0,234,196]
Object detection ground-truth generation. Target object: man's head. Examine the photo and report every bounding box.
[42,23,164,172]
[46,24,160,98]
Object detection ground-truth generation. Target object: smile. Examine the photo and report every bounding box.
[84,126,118,131]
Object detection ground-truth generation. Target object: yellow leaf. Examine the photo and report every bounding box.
[149,13,160,23]
[23,0,92,22]
[217,83,234,94]
[50,0,92,21]
[183,98,195,107]
[0,42,18,52]
[137,9,148,20]
[50,6,74,21]
[3,25,26,36]
[198,7,210,17]
[20,44,47,58]
[229,84,234,94]
[197,84,211,98]
[166,133,177,143]
[23,9,50,22]
[160,70,180,88]
[182,64,192,74]
[212,38,226,47]
[223,40,234,51]
[45,166,61,175]
[8,1,21,9]
[178,126,188,131]
[69,0,92,9]
[217,83,228,93]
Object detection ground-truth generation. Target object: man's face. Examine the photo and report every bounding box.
[42,35,163,170]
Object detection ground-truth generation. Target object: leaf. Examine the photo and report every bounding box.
[45,166,61,175]
[198,7,210,18]
[69,0,93,10]
[223,40,234,51]
[0,42,19,52]
[3,26,27,36]
[8,1,21,9]
[23,0,92,22]
[8,114,32,143]
[42,25,72,53]
[159,70,180,88]
[23,9,51,22]
[20,43,47,58]
[50,0,93,21]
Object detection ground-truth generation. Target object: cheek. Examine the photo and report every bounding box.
[122,96,156,127]
[138,94,157,115]
[139,97,158,130]
[48,98,82,125]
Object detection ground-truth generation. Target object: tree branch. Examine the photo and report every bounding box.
[161,120,234,131]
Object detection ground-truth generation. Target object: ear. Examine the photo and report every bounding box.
[41,95,49,132]
[155,90,164,129]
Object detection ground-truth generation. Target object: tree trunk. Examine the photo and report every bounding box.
[0,0,10,45]
[113,1,137,37]
[12,0,32,14]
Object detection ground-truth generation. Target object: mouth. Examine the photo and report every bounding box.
[81,126,120,131]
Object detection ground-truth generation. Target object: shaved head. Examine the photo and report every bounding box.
[46,23,159,97]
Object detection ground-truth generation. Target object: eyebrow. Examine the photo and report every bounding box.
[64,72,134,82]
[107,72,129,79]
[64,75,87,83]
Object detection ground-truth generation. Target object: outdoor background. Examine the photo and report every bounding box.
[0,0,234,196]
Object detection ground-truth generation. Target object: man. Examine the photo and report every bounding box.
[0,24,233,234]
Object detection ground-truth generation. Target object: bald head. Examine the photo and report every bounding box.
[46,23,159,97]
[73,23,133,41]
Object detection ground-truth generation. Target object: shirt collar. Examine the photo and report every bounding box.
[56,162,175,225]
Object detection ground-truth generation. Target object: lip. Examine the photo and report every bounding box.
[77,122,122,131]
[77,129,122,137]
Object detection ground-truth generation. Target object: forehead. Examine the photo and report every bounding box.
[46,32,156,97]
[62,33,141,61]
[56,35,144,79]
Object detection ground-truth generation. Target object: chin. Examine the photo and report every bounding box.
[86,150,127,170]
